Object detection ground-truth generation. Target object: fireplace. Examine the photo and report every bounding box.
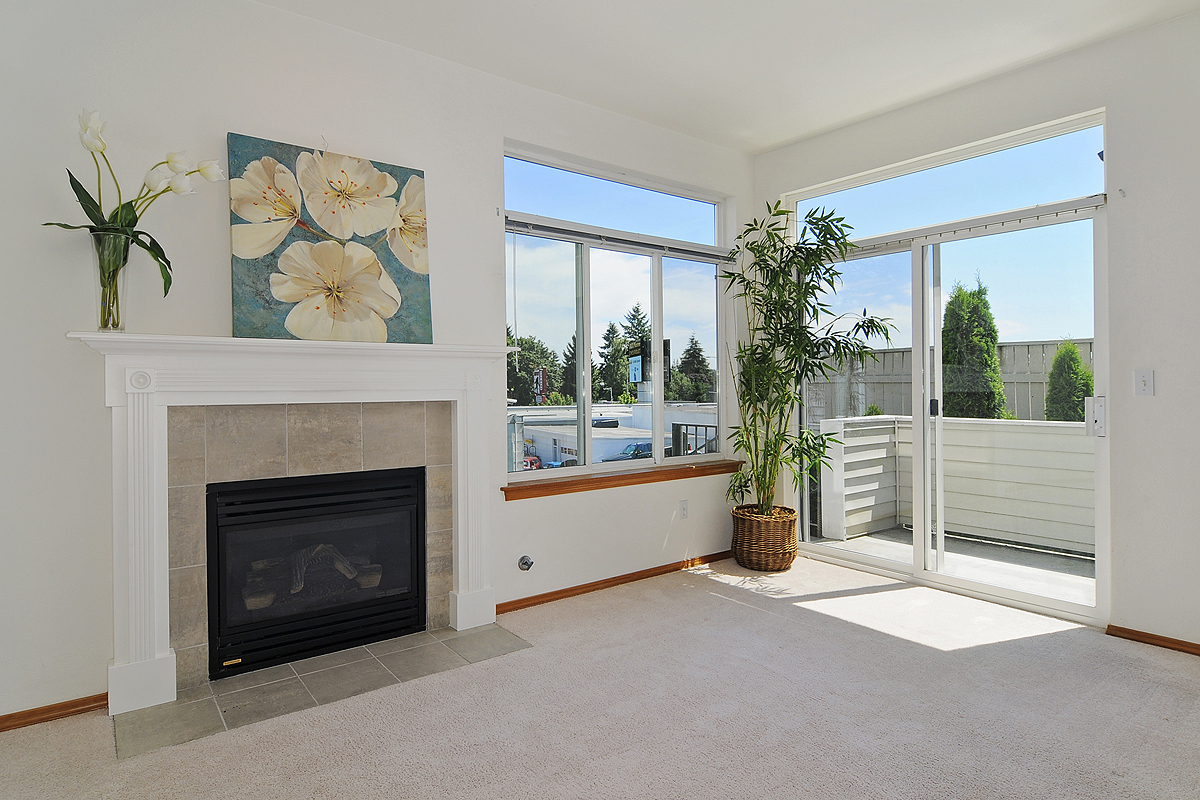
[208,468,426,679]
[72,332,505,714]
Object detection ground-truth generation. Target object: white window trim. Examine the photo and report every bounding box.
[846,193,1106,258]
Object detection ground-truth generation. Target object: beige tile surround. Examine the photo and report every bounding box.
[167,401,454,691]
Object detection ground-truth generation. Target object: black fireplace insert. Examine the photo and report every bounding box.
[207,467,425,680]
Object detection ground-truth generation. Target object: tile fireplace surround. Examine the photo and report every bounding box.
[72,332,508,715]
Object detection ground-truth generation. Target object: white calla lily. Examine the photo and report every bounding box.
[166,151,192,173]
[229,157,303,259]
[169,173,196,194]
[77,109,106,152]
[270,240,400,342]
[197,160,225,182]
[143,166,172,192]
[296,150,397,239]
[79,130,106,152]
[386,174,428,274]
[78,110,103,134]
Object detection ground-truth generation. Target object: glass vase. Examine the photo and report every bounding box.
[92,230,131,332]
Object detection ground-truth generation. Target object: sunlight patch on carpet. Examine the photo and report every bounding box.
[795,586,1082,651]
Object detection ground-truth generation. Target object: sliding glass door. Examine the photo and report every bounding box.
[805,202,1102,615]
[916,219,1097,606]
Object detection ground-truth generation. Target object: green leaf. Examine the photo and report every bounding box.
[42,221,97,231]
[130,230,173,296]
[67,169,106,227]
[108,201,139,228]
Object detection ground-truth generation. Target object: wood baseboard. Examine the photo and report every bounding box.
[497,550,733,615]
[1106,625,1200,657]
[0,693,108,733]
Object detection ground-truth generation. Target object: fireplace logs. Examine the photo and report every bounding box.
[240,545,384,611]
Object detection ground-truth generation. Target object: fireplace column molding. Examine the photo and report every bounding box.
[71,332,508,715]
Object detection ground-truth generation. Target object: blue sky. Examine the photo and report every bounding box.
[803,126,1103,347]
[505,158,717,245]
[506,126,1102,364]
[505,236,719,371]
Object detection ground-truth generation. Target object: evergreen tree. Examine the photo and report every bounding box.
[561,334,578,403]
[1045,340,1093,421]
[506,327,561,405]
[677,334,715,401]
[506,327,524,404]
[590,363,603,403]
[621,302,652,348]
[597,322,627,402]
[942,280,1007,419]
[666,367,697,402]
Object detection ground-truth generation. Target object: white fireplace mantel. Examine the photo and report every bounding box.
[70,332,508,714]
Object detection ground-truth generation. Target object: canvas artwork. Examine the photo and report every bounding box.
[228,132,431,343]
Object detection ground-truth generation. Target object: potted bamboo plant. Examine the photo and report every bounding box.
[723,202,890,571]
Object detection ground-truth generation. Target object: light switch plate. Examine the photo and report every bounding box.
[1134,369,1155,396]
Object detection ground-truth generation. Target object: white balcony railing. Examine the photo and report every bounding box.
[819,415,1095,555]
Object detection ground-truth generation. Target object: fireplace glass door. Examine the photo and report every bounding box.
[208,467,425,679]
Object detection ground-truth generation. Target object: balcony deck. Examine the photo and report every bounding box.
[809,528,1096,606]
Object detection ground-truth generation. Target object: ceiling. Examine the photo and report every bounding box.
[257,0,1200,154]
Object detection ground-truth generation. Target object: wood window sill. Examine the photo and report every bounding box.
[501,459,740,501]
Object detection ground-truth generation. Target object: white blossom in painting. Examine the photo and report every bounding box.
[269,240,401,342]
[230,157,303,259]
[386,174,428,274]
[296,150,397,240]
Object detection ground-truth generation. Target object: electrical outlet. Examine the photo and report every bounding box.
[679,500,688,519]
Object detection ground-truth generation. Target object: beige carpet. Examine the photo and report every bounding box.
[4,557,1199,799]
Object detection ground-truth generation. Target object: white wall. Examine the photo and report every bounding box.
[756,12,1200,642]
[0,0,751,715]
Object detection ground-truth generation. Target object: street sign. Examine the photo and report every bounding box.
[628,338,649,384]
[533,367,548,403]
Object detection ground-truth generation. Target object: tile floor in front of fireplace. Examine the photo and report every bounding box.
[112,624,531,759]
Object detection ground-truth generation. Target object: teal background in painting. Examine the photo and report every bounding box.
[227,132,433,343]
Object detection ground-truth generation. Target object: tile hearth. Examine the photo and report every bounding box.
[113,625,532,759]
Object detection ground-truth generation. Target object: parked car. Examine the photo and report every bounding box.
[543,458,578,469]
[601,442,652,461]
[523,455,541,470]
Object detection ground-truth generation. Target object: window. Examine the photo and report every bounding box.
[505,157,717,245]
[505,157,725,475]
[787,118,1103,240]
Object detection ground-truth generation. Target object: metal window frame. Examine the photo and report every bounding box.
[505,213,730,482]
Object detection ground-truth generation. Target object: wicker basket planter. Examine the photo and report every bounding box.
[731,505,798,572]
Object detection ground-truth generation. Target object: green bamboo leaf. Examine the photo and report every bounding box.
[67,169,106,227]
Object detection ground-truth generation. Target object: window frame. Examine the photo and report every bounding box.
[504,207,730,483]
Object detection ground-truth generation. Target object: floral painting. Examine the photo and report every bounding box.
[228,132,431,343]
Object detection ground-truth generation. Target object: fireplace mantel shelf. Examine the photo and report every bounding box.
[69,331,509,361]
[72,330,506,715]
